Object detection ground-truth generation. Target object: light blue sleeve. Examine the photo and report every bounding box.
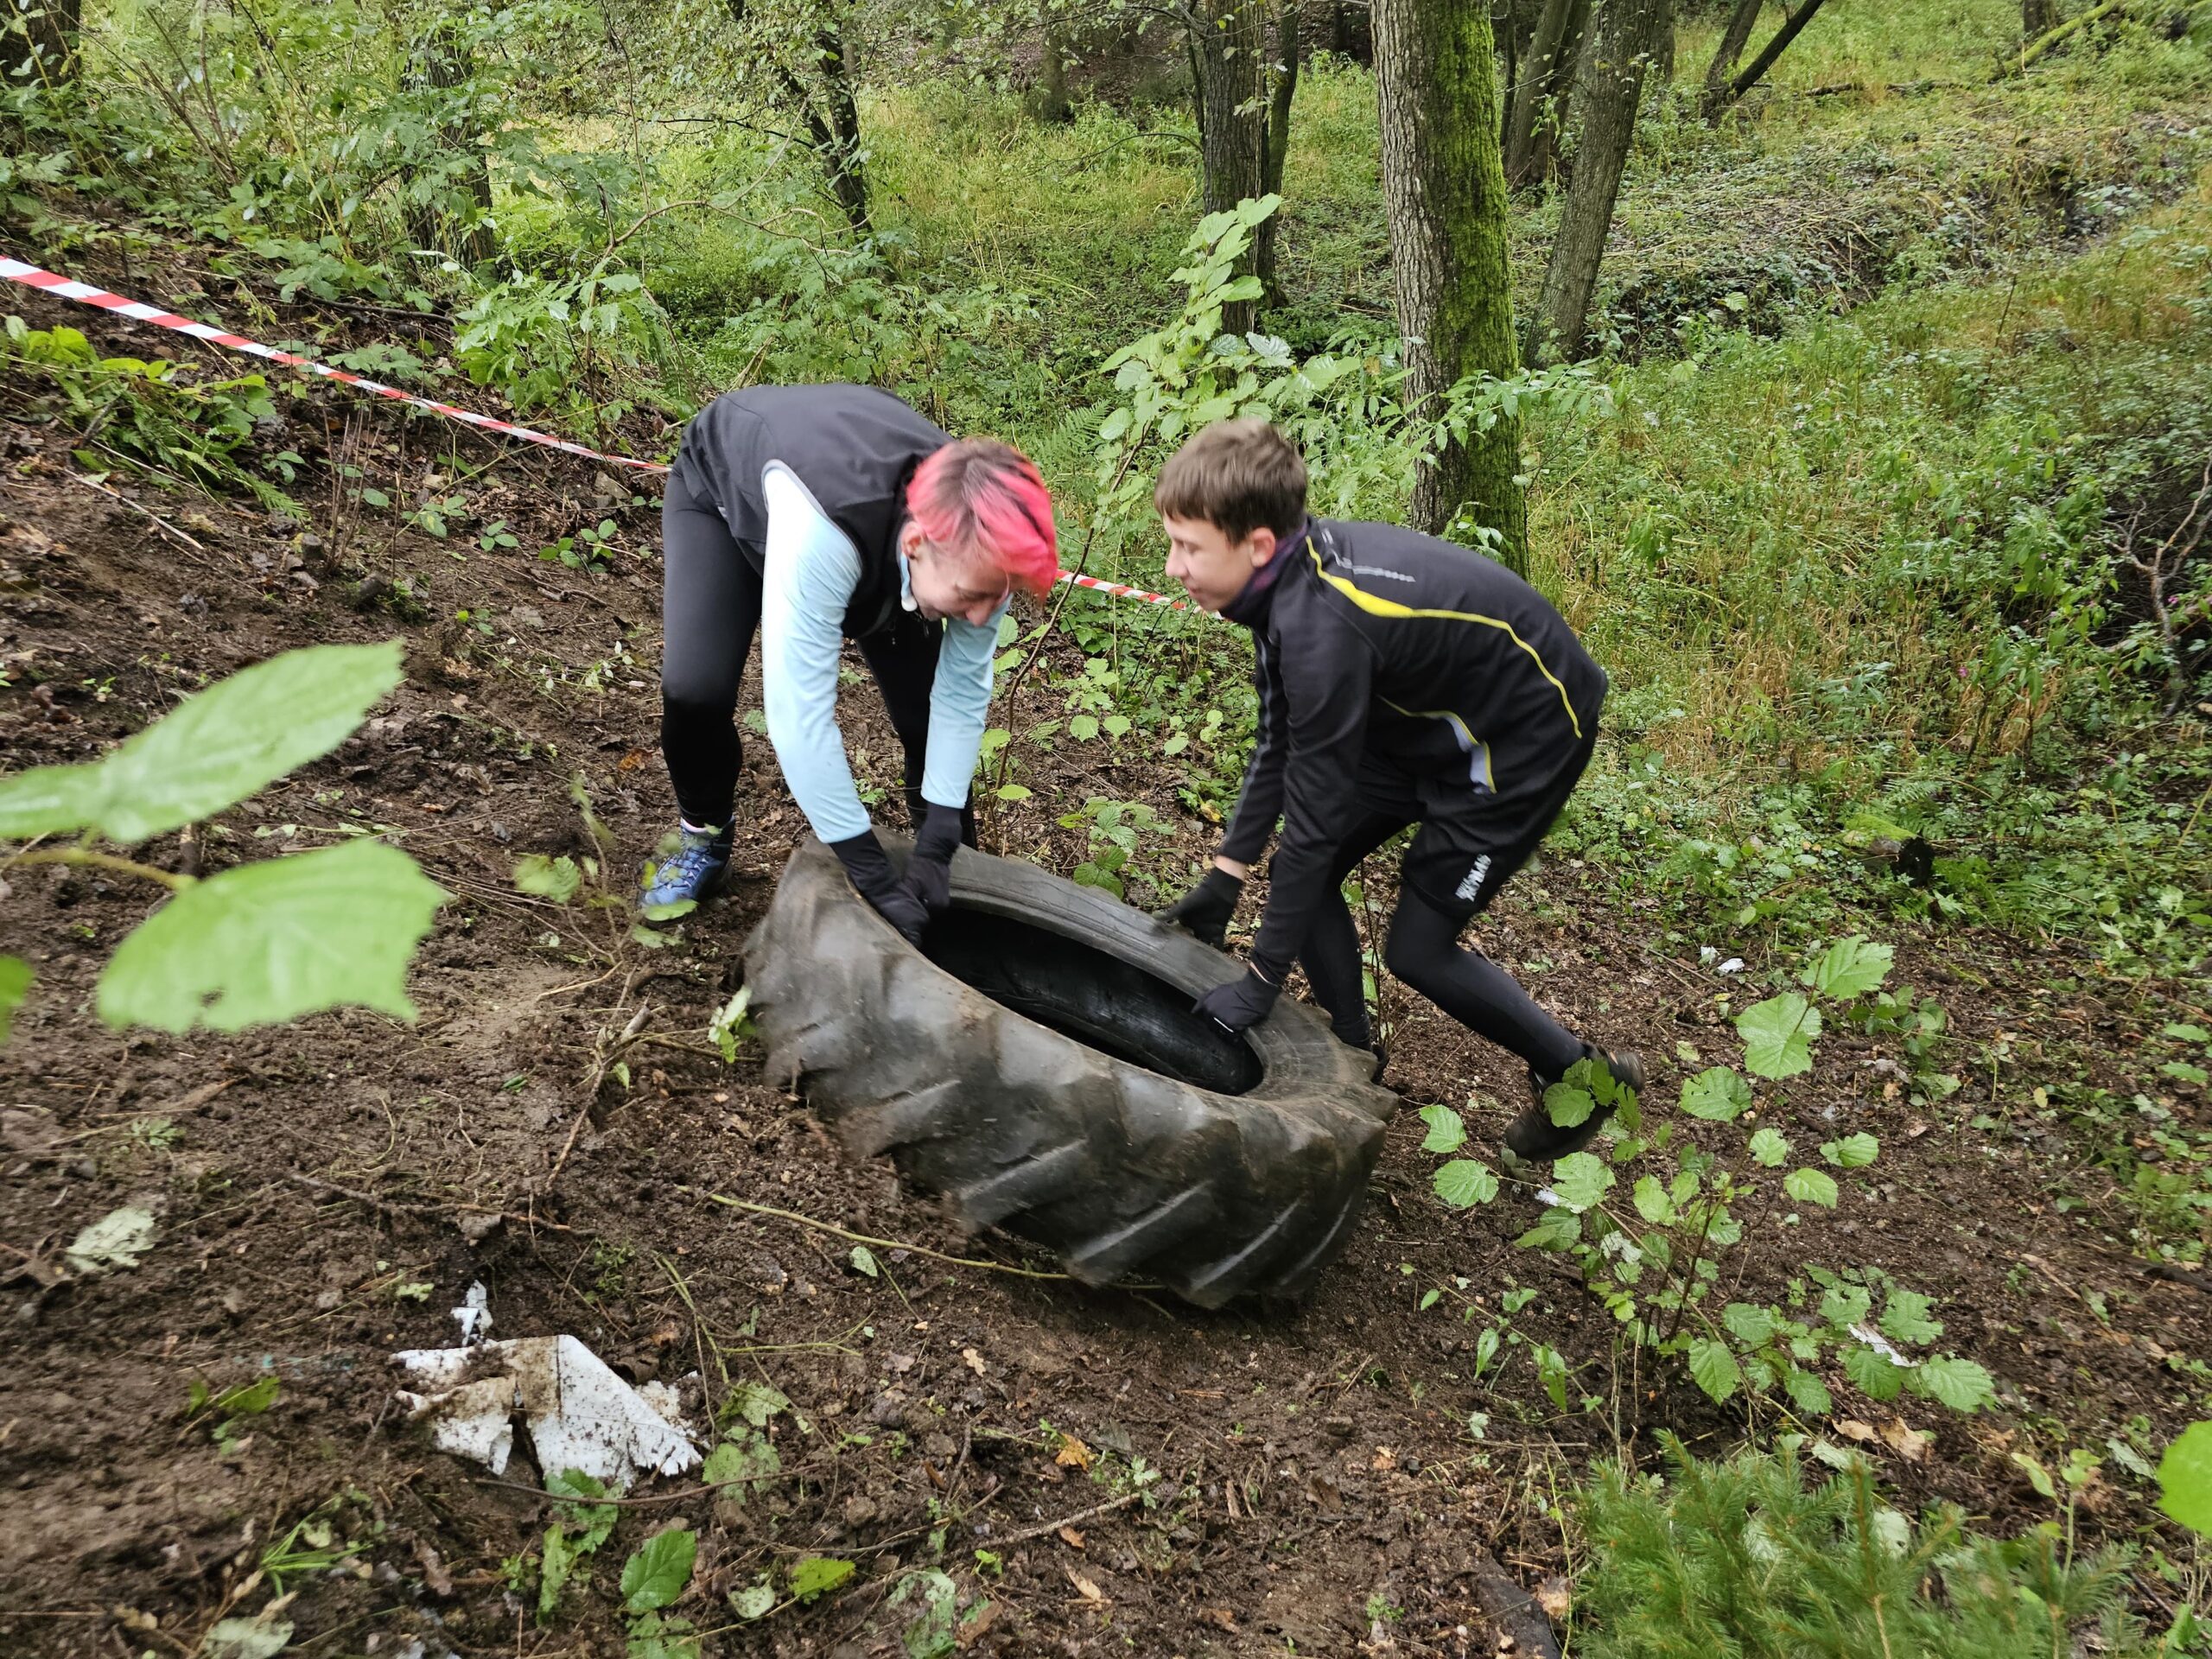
[759,462,871,844]
[921,603,1006,810]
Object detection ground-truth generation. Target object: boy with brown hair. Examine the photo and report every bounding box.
[1150,418,1639,1160]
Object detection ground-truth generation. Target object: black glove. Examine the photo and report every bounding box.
[1153,867,1244,948]
[900,803,964,915]
[1195,967,1279,1034]
[830,830,929,947]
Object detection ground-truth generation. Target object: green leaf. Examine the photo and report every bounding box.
[1688,1338,1742,1403]
[995,783,1031,803]
[731,1582,777,1619]
[513,853,581,902]
[1680,1066,1753,1122]
[1722,1302,1778,1348]
[1878,1288,1942,1346]
[200,1616,295,1659]
[620,1526,697,1613]
[1913,1355,1997,1414]
[1419,1288,1441,1310]
[1516,1209,1583,1251]
[219,1376,280,1416]
[1631,1174,1675,1224]
[0,642,401,843]
[2163,1022,2211,1043]
[1803,936,1894,1001]
[1068,715,1099,741]
[1784,1367,1834,1416]
[540,1522,582,1618]
[1821,1133,1879,1169]
[65,1205,156,1274]
[2156,1421,2212,1539]
[1433,1159,1498,1208]
[726,1381,790,1427]
[1418,1103,1466,1154]
[1783,1167,1840,1208]
[701,1429,781,1498]
[1738,993,1821,1079]
[98,840,445,1033]
[1843,1344,1904,1402]
[2012,1451,2057,1500]
[1748,1128,1790,1167]
[1550,1151,1613,1213]
[789,1556,855,1602]
[0,954,29,1046]
[1543,1078,1596,1128]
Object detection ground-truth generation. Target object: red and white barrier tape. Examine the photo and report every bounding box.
[0,255,1192,613]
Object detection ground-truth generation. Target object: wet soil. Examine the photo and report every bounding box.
[0,273,2206,1658]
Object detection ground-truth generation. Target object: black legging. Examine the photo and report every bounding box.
[1298,812,1586,1079]
[659,467,963,836]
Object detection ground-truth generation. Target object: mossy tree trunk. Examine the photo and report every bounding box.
[1504,0,1592,186]
[1374,0,1528,569]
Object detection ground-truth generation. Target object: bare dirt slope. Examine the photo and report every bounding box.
[0,283,2205,1658]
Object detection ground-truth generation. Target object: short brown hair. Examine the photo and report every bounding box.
[1154,419,1307,543]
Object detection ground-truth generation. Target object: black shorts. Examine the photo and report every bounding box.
[1334,728,1598,921]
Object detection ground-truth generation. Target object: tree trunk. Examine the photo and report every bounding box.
[1519,0,1591,185]
[2021,0,2060,37]
[1035,21,1073,123]
[811,19,870,232]
[1374,0,1529,569]
[1186,0,1271,334]
[1700,0,1762,115]
[1716,0,1827,111]
[1327,0,1372,61]
[1652,0,1675,92]
[725,0,869,233]
[405,20,495,265]
[5,0,82,87]
[1255,0,1302,302]
[1504,0,1592,186]
[1527,0,1665,364]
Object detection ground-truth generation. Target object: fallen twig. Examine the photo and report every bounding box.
[988,1489,1141,1548]
[285,1171,570,1233]
[681,1187,1071,1281]
[61,470,217,563]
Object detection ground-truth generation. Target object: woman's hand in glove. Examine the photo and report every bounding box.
[899,803,965,915]
[1152,866,1244,949]
[1194,966,1279,1033]
[830,830,931,946]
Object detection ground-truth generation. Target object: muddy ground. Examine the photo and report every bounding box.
[0,276,2207,1658]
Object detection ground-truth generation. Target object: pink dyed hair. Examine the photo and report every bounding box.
[906,438,1059,595]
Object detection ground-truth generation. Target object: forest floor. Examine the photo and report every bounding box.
[0,259,2207,1659]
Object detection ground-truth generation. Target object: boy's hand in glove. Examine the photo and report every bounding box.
[830,830,930,946]
[1195,966,1279,1033]
[899,803,965,915]
[1153,867,1244,948]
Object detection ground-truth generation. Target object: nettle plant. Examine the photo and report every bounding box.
[0,643,444,1043]
[1426,936,1998,1420]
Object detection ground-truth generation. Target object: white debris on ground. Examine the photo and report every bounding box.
[391,1284,699,1490]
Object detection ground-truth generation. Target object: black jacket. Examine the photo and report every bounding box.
[671,384,949,640]
[1217,518,1606,981]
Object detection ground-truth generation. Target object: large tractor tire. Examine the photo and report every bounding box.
[743,837,1397,1308]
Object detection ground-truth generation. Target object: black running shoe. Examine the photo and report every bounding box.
[1503,1047,1645,1164]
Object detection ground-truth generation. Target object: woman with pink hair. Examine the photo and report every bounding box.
[647,384,1058,938]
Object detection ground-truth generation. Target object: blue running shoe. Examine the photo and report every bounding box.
[642,821,732,908]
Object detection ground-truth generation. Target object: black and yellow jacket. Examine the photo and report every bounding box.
[1217,517,1606,980]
